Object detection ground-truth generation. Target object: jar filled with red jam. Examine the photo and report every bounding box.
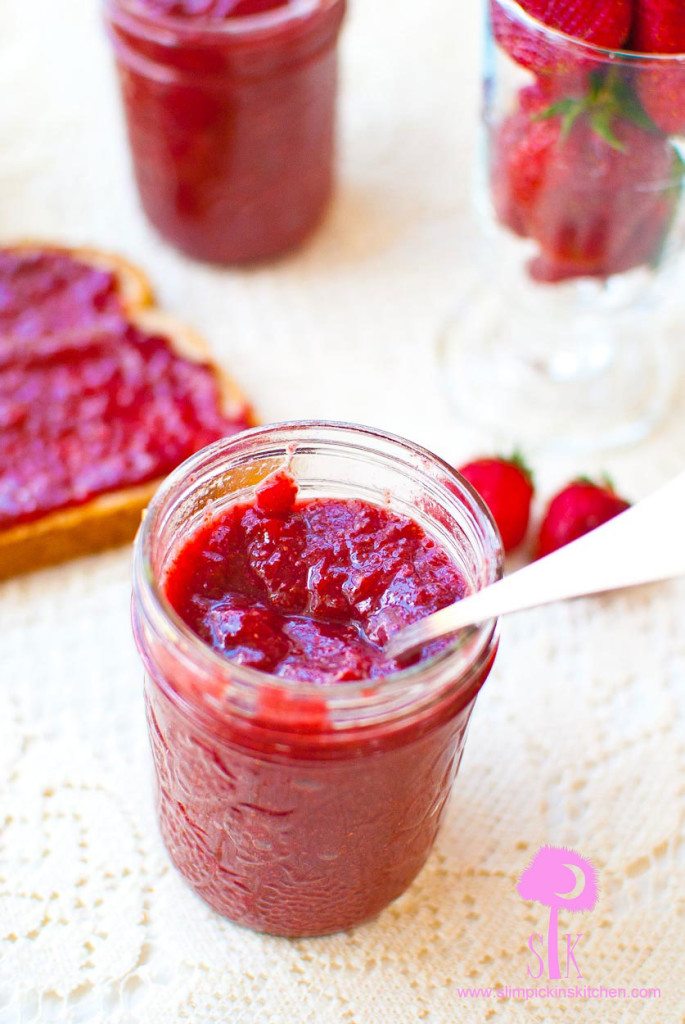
[132,422,502,936]
[103,0,346,264]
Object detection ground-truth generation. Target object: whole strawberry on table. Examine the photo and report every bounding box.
[490,0,685,283]
[459,454,534,554]
[536,478,631,558]
[456,451,631,561]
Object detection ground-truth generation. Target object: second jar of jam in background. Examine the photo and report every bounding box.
[103,0,347,264]
[132,422,503,937]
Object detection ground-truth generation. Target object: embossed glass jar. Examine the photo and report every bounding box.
[132,422,502,936]
[104,0,347,264]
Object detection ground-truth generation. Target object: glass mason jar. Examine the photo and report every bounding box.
[131,421,502,937]
[440,0,685,452]
[103,0,347,264]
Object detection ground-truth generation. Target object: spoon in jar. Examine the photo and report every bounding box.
[385,470,685,661]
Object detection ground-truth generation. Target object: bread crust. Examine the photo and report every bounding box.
[0,249,254,580]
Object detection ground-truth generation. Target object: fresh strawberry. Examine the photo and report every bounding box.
[491,78,682,281]
[633,0,685,134]
[491,0,632,76]
[536,478,630,558]
[637,67,685,134]
[633,0,685,53]
[492,83,562,238]
[459,454,534,553]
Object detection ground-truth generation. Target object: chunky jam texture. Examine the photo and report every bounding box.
[0,250,123,340]
[0,322,249,529]
[164,473,468,683]
[0,248,250,529]
[108,0,345,263]
[148,473,489,935]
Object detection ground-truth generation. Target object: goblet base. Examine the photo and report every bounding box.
[438,281,674,454]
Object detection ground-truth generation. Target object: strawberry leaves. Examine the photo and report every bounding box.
[537,97,589,139]
[535,68,670,150]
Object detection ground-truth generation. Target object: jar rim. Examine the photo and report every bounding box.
[132,420,503,730]
[494,0,685,64]
[105,0,342,42]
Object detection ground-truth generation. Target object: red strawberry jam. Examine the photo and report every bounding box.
[0,250,123,341]
[164,472,468,682]
[104,0,346,264]
[0,321,250,529]
[134,426,501,936]
[140,0,288,16]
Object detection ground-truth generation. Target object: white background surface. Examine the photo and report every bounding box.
[1,1,684,1021]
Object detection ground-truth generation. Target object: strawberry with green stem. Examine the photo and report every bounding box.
[458,453,535,553]
[536,476,631,558]
[491,71,683,282]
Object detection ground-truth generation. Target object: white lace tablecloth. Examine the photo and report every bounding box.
[1,1,684,1021]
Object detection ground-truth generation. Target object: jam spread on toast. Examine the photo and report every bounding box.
[0,250,124,340]
[0,248,250,529]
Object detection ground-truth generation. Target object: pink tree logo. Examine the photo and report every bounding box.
[517,845,599,980]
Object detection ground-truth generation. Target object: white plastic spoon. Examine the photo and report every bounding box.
[385,470,685,661]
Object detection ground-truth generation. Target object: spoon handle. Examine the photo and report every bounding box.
[387,471,685,658]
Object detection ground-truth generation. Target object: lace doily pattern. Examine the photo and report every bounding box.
[1,0,684,1020]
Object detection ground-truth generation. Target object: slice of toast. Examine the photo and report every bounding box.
[0,253,255,581]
